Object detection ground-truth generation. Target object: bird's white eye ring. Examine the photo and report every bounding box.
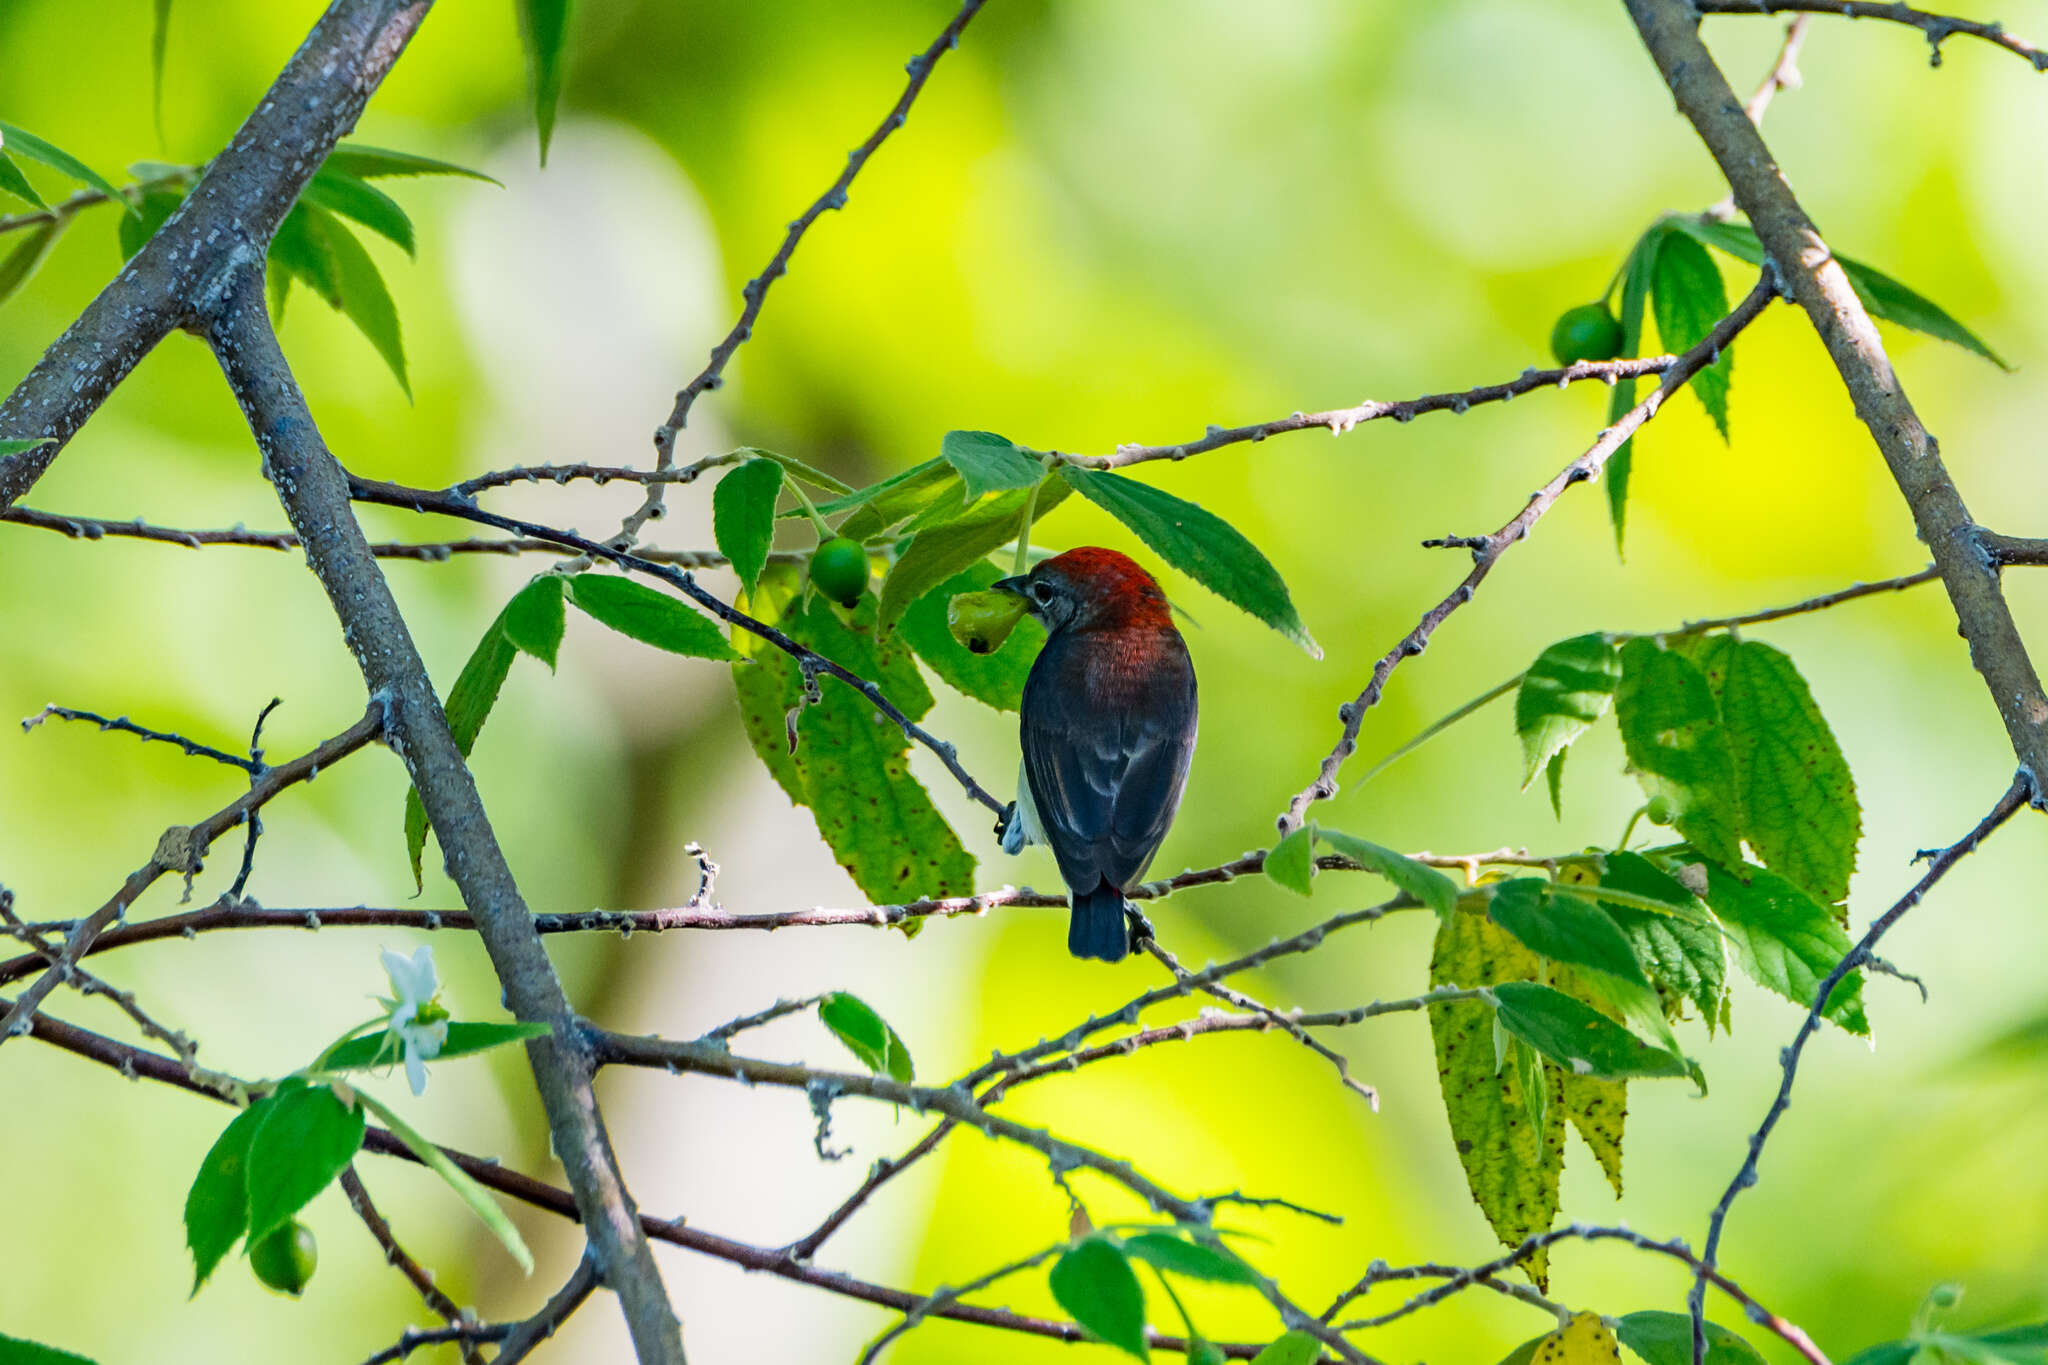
[1031,582,1054,603]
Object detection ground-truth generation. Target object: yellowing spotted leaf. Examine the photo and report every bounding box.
[1534,1312,1623,1365]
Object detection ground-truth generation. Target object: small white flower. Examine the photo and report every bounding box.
[380,945,450,1096]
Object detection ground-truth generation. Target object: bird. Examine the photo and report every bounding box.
[994,547,1198,962]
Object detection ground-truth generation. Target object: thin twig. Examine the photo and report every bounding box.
[1279,276,1778,834]
[855,1241,1067,1365]
[339,1166,481,1365]
[1694,0,2048,71]
[22,704,260,772]
[1684,776,2030,1358]
[699,994,828,1044]
[1318,1259,1565,1327]
[483,1255,600,1365]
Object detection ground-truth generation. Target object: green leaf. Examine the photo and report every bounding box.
[407,616,517,889]
[117,186,184,261]
[1486,878,1648,990]
[1059,466,1320,657]
[568,574,741,660]
[1707,637,1860,908]
[818,992,914,1084]
[1602,851,1727,1027]
[808,457,953,533]
[304,205,410,397]
[1615,639,1742,869]
[502,574,566,670]
[0,150,46,209]
[243,1083,365,1245]
[516,0,572,164]
[354,1090,532,1273]
[875,477,1072,631]
[1121,1232,1260,1285]
[1545,750,1566,819]
[1264,823,1317,898]
[0,218,66,310]
[1318,829,1458,919]
[0,1334,98,1365]
[1670,216,2007,368]
[1616,1311,1770,1365]
[1698,859,1868,1035]
[1547,964,1628,1197]
[1838,1346,1917,1365]
[1492,982,1690,1082]
[713,457,784,593]
[267,203,340,319]
[1251,1332,1324,1365]
[185,1098,273,1292]
[941,429,1044,499]
[896,561,1045,712]
[324,143,501,185]
[151,0,174,149]
[1650,230,1732,437]
[0,438,53,457]
[1606,223,1666,553]
[1049,1237,1148,1359]
[322,1020,553,1071]
[1516,633,1621,786]
[1428,909,1564,1288]
[734,445,850,494]
[0,123,132,215]
[301,167,416,257]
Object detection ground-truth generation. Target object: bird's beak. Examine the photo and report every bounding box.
[992,574,1028,598]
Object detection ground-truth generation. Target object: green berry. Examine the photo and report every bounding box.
[250,1220,318,1297]
[946,589,1027,654]
[809,537,869,607]
[1550,302,1625,366]
[1645,794,1676,826]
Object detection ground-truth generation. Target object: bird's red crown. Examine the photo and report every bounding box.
[1040,547,1174,629]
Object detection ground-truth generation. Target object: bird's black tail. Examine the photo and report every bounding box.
[1069,883,1131,963]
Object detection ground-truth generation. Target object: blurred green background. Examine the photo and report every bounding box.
[2,1,2045,1361]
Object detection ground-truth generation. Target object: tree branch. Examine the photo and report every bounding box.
[1693,1,2048,70]
[203,267,685,1364]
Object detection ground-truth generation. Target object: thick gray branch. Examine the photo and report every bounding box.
[1626,0,2048,797]
[0,0,431,512]
[205,268,685,1364]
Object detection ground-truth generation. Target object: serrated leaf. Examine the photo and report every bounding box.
[1617,1311,1770,1365]
[1120,1232,1261,1285]
[1711,638,1859,909]
[876,477,1071,631]
[516,0,572,163]
[1059,466,1319,656]
[1532,1312,1625,1365]
[304,205,409,397]
[301,167,415,257]
[1487,878,1649,993]
[1698,859,1868,1034]
[1252,1332,1323,1365]
[1550,965,1628,1198]
[354,1090,532,1273]
[941,429,1044,499]
[1319,829,1458,919]
[1492,982,1691,1081]
[732,445,849,494]
[1050,1238,1148,1359]
[185,1098,273,1292]
[713,457,784,593]
[0,150,46,209]
[0,123,132,215]
[1428,910,1564,1287]
[1651,230,1732,437]
[0,217,65,310]
[322,1020,553,1071]
[1603,851,1726,1027]
[1264,823,1316,897]
[1615,639,1742,869]
[0,1333,98,1365]
[322,143,499,185]
[568,574,741,660]
[1670,215,2007,368]
[243,1084,365,1245]
[268,203,339,320]
[502,574,566,669]
[1517,633,1621,786]
[117,186,184,261]
[817,992,914,1083]
[896,561,1045,712]
[1607,223,1666,553]
[807,457,952,530]
[407,617,516,888]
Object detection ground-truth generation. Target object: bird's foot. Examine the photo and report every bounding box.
[993,801,1016,840]
[1123,904,1156,952]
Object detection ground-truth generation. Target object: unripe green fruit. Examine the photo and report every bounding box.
[1550,302,1625,366]
[250,1220,318,1297]
[946,589,1027,655]
[1645,794,1676,826]
[809,537,869,607]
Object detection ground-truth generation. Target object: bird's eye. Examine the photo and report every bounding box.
[1030,582,1054,603]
